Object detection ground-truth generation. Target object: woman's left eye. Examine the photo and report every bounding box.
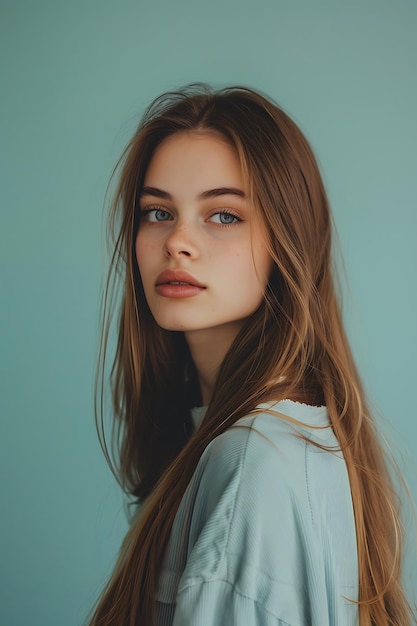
[209,211,241,225]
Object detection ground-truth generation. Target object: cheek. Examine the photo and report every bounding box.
[233,246,272,287]
[252,238,273,282]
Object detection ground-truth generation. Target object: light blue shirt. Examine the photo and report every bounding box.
[155,400,359,625]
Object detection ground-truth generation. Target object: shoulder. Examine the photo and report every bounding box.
[200,400,339,491]
[191,400,353,541]
[174,402,358,619]
[163,401,359,622]
[202,411,304,495]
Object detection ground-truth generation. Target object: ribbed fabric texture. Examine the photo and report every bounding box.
[154,400,359,625]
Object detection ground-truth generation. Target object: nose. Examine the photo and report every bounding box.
[164,221,199,259]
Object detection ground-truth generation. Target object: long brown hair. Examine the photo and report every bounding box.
[90,85,414,625]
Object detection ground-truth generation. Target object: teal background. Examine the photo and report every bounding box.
[1,1,416,624]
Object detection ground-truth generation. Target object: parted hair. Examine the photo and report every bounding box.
[90,84,413,625]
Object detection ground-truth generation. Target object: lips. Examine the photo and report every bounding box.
[155,270,205,288]
[154,270,206,299]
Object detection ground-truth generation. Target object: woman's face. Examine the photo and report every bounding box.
[135,131,272,342]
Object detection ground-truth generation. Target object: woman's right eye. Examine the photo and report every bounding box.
[142,208,172,222]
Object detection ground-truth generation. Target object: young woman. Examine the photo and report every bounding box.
[89,85,414,625]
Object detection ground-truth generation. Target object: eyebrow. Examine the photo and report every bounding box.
[140,186,246,200]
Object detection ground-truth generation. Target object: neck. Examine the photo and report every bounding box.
[185,322,244,406]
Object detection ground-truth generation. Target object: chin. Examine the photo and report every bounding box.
[157,323,188,332]
[154,316,218,334]
[152,315,194,332]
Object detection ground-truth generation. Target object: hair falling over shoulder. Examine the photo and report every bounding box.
[89,84,415,625]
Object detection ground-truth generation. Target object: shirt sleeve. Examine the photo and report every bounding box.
[173,579,293,626]
[171,419,326,626]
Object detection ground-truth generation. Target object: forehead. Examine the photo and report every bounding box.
[144,131,245,192]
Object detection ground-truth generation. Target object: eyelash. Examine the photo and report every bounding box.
[140,206,242,226]
[209,209,242,226]
[140,206,172,222]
